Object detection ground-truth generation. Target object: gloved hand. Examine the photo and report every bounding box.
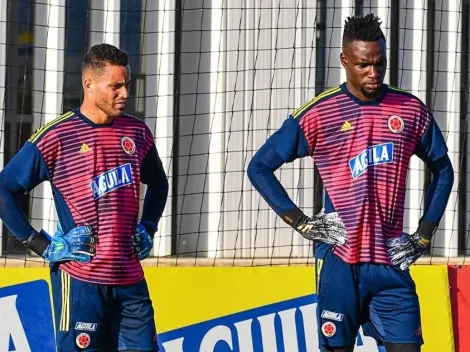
[43,224,98,263]
[296,210,348,245]
[387,232,432,270]
[132,224,153,261]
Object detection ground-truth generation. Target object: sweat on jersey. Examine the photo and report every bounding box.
[0,108,168,285]
[247,83,453,264]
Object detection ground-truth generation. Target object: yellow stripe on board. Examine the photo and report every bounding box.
[29,111,74,143]
[292,86,341,118]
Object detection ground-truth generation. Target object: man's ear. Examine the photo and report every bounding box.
[340,52,348,69]
[83,76,92,93]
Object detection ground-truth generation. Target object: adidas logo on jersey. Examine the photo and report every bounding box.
[349,142,393,179]
[341,121,353,132]
[80,143,92,154]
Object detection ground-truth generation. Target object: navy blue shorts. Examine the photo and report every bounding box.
[50,268,159,351]
[315,242,423,349]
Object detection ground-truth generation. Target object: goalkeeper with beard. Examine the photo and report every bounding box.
[0,44,167,351]
[247,14,453,352]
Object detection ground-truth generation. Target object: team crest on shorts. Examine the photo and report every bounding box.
[322,321,336,337]
[76,332,91,348]
[121,136,136,154]
[388,115,404,133]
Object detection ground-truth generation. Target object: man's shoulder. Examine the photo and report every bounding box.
[291,85,343,120]
[28,110,76,145]
[119,114,155,139]
[386,85,428,109]
[120,114,147,125]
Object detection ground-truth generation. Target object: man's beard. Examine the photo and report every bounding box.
[361,85,382,99]
[96,100,121,117]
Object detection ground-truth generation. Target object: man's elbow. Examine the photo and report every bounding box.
[442,153,454,182]
[0,174,20,220]
[437,154,454,192]
[162,175,169,198]
[446,159,454,190]
[157,169,169,199]
[0,173,21,196]
[247,157,260,187]
[449,162,454,182]
[146,167,169,199]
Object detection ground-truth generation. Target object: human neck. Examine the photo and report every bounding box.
[345,81,379,102]
[79,103,114,125]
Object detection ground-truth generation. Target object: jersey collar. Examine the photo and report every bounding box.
[340,82,387,106]
[74,108,116,128]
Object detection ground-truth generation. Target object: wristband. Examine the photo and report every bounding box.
[416,220,438,238]
[22,230,51,257]
[279,207,307,228]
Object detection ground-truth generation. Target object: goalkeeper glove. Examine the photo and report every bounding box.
[387,231,432,270]
[281,208,348,246]
[132,224,153,261]
[24,224,98,263]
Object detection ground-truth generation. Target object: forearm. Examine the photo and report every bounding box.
[247,143,303,223]
[419,154,454,235]
[0,174,37,241]
[140,171,169,236]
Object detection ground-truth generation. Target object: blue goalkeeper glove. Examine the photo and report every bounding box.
[43,224,98,263]
[387,232,432,270]
[132,224,153,261]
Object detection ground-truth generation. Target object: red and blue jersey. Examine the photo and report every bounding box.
[0,108,167,284]
[248,83,450,264]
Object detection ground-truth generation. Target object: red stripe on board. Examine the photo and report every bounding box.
[448,266,470,352]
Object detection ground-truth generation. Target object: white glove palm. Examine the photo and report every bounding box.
[297,210,348,246]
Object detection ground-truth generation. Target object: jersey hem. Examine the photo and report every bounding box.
[331,248,393,265]
[59,264,145,286]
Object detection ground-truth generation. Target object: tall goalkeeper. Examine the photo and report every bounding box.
[247,14,453,352]
[0,44,168,351]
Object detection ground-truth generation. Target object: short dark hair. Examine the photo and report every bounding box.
[342,13,385,46]
[82,43,128,74]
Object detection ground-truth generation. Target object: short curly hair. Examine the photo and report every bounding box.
[82,43,128,74]
[342,13,385,47]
